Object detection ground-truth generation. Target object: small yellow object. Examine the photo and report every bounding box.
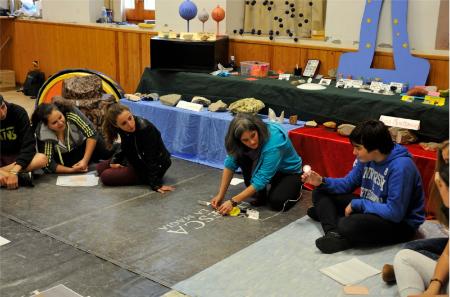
[393,19,399,25]
[138,23,155,29]
[367,18,372,23]
[424,96,446,106]
[365,43,371,48]
[229,207,241,217]
[402,43,408,48]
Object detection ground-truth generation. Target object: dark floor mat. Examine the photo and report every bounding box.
[0,217,169,297]
[1,159,310,287]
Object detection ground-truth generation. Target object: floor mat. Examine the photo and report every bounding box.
[174,217,446,297]
[1,159,310,287]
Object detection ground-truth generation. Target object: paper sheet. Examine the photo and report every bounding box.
[320,258,380,285]
[56,175,99,187]
[230,178,244,186]
[0,236,10,246]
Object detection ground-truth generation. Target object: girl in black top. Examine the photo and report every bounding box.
[98,103,174,193]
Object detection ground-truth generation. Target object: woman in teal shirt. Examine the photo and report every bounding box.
[210,113,303,215]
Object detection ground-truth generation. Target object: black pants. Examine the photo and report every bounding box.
[312,188,416,245]
[238,156,302,211]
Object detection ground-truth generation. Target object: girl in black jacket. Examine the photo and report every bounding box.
[97,103,174,193]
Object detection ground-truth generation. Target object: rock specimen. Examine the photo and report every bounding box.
[208,100,228,112]
[160,94,182,106]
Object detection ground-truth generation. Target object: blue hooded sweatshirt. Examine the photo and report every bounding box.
[224,122,302,191]
[322,143,425,229]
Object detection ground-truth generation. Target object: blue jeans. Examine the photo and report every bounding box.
[404,237,448,260]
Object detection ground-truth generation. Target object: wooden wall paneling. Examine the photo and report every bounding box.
[233,42,271,65]
[271,45,301,72]
[117,31,142,93]
[0,19,15,70]
[141,33,151,68]
[427,59,449,89]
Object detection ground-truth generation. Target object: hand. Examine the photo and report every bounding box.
[345,203,353,216]
[72,159,88,171]
[5,174,19,190]
[110,163,124,169]
[217,200,233,215]
[301,170,323,186]
[157,185,175,194]
[210,194,224,209]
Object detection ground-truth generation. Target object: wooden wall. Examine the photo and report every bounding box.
[1,19,155,93]
[1,19,448,94]
[229,39,449,90]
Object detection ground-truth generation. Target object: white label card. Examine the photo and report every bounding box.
[379,115,420,130]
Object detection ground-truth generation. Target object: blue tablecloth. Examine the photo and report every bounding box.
[121,99,304,169]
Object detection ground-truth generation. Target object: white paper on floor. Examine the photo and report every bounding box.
[230,178,244,186]
[56,174,99,187]
[320,257,380,285]
[0,236,10,246]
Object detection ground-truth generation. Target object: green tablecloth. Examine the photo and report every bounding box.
[137,69,449,141]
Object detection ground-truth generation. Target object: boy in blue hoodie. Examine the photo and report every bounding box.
[302,120,425,254]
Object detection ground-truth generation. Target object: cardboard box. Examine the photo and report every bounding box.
[0,70,15,91]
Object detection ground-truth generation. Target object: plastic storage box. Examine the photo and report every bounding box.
[240,61,270,77]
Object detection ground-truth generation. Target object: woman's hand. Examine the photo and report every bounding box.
[217,200,233,215]
[157,185,175,194]
[72,159,88,171]
[110,163,124,169]
[210,194,224,209]
[301,170,323,187]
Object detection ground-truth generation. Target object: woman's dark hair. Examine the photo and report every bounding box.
[349,120,394,154]
[102,103,131,148]
[225,113,269,159]
[31,100,73,129]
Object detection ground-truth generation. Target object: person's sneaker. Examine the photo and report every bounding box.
[381,264,396,283]
[315,231,351,254]
[307,207,319,221]
[18,172,34,187]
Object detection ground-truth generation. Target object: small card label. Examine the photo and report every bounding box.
[379,115,420,130]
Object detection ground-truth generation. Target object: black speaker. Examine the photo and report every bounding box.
[150,36,229,72]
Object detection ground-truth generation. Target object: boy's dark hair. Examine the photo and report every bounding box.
[349,120,394,154]
[225,113,269,159]
[0,94,4,105]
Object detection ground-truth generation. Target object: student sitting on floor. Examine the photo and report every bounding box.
[392,156,449,297]
[0,95,47,189]
[382,140,449,283]
[97,103,174,193]
[31,100,113,174]
[302,120,425,254]
[210,113,303,215]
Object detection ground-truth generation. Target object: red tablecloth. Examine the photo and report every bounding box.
[289,126,437,217]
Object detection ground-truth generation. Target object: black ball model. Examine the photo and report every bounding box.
[257,30,262,35]
[239,29,244,35]
[275,31,280,35]
[294,37,298,42]
[269,36,274,40]
[233,29,237,34]
[251,29,256,34]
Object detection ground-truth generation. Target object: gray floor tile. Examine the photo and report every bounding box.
[0,217,169,297]
[46,171,311,286]
[0,159,214,230]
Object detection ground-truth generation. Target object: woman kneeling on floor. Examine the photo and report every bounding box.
[97,103,174,193]
[210,113,303,215]
[302,120,425,254]
[32,100,113,174]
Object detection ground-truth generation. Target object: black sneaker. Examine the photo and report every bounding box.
[307,207,319,221]
[18,172,34,187]
[315,231,351,254]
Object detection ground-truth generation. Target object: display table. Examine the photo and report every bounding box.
[288,126,438,217]
[121,99,303,169]
[136,69,449,141]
